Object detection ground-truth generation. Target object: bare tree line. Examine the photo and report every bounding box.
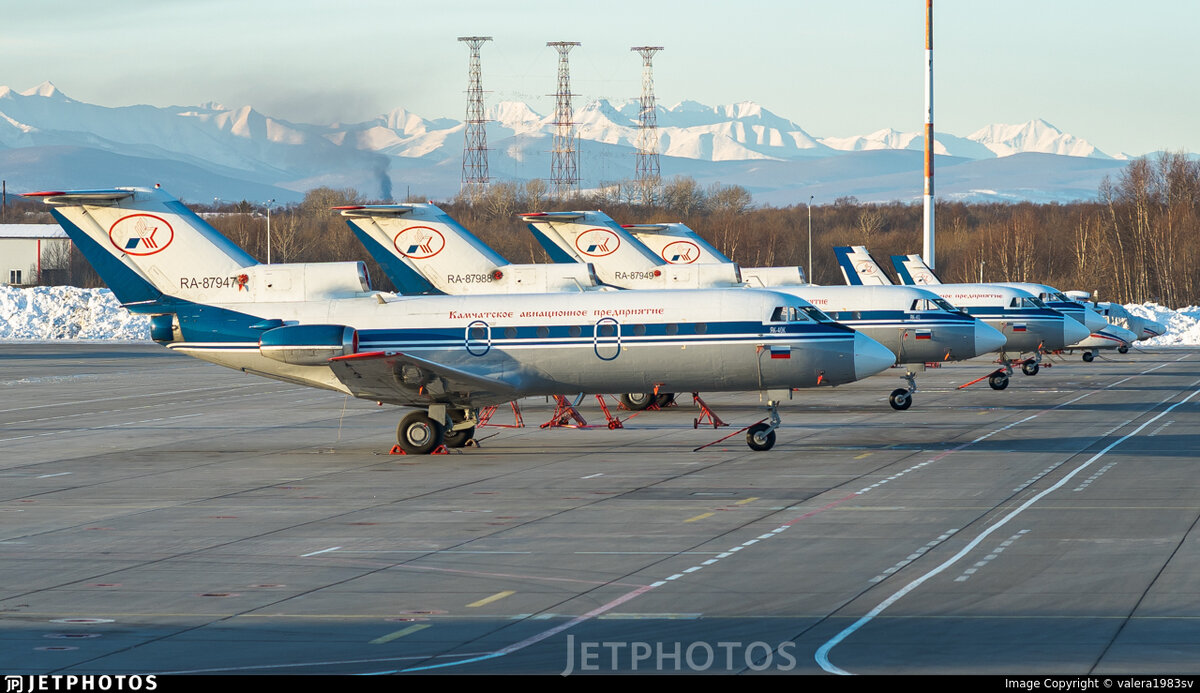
[29,151,1200,307]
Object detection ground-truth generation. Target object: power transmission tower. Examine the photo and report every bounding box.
[459,36,492,202]
[631,46,663,205]
[547,41,581,199]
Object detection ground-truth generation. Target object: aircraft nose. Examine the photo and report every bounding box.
[1082,308,1107,333]
[1144,320,1167,341]
[1063,316,1091,347]
[853,332,896,380]
[974,321,1007,356]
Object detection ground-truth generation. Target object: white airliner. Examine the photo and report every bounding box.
[834,246,1090,389]
[29,187,895,452]
[520,214,1007,409]
[888,253,1138,360]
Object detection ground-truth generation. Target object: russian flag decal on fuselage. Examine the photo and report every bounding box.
[769,345,791,359]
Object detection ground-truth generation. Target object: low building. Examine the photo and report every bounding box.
[0,224,71,286]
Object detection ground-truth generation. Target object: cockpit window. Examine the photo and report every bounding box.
[910,298,957,313]
[932,298,964,314]
[800,305,834,323]
[772,306,827,323]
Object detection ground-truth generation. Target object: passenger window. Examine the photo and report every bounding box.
[633,324,646,336]
[568,325,582,338]
[694,323,707,334]
[536,326,550,339]
[504,327,517,338]
[665,324,679,335]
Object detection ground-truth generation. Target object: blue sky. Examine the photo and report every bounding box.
[5,1,1199,156]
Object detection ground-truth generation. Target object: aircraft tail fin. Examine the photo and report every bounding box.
[622,223,730,265]
[337,203,510,295]
[27,187,257,308]
[891,254,943,285]
[521,210,663,269]
[832,246,894,286]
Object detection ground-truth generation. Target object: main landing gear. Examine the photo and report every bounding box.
[394,406,479,455]
[1082,349,1097,362]
[619,392,676,411]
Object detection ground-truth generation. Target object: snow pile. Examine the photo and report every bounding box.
[0,285,150,341]
[1125,302,1200,346]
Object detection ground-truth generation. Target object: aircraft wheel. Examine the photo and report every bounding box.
[989,373,1010,390]
[1118,345,1129,354]
[1021,361,1039,376]
[619,393,655,411]
[396,412,444,455]
[888,388,912,411]
[1082,351,1095,362]
[654,392,676,408]
[443,426,475,448]
[746,422,776,451]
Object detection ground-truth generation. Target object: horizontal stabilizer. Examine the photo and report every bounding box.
[24,189,136,205]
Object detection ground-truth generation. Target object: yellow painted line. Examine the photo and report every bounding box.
[466,590,515,608]
[369,623,429,644]
[854,453,873,459]
[684,512,714,523]
[734,497,759,505]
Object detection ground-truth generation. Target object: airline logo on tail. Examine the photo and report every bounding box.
[393,226,446,259]
[575,228,621,257]
[109,214,173,256]
[661,240,700,264]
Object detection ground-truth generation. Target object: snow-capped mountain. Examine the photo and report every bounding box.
[0,82,1129,204]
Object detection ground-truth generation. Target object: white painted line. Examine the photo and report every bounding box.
[300,546,342,557]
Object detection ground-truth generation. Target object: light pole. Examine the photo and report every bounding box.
[265,199,275,264]
[807,195,814,284]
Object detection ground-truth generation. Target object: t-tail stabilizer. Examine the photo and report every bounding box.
[832,246,894,286]
[891,254,943,285]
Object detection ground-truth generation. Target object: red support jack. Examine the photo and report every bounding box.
[539,395,589,429]
[691,392,727,429]
[595,394,631,429]
[479,401,525,428]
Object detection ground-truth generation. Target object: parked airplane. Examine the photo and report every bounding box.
[1065,292,1167,346]
[889,253,1138,360]
[834,246,1090,389]
[29,186,895,452]
[523,214,1006,409]
[889,253,1108,333]
[621,222,1007,410]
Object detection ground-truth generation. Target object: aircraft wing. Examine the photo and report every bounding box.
[327,349,519,407]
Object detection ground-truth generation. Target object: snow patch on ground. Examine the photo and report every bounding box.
[0,285,151,341]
